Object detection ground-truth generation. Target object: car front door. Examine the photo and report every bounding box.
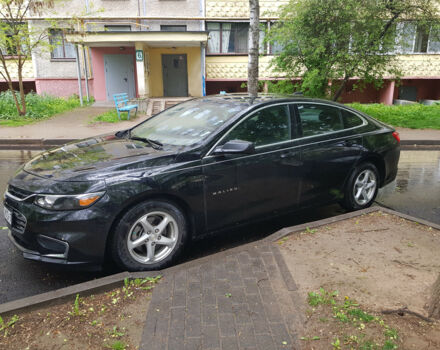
[293,103,364,205]
[202,103,302,232]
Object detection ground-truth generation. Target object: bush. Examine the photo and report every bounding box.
[0,91,88,126]
[348,103,440,130]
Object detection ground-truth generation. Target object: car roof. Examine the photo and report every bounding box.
[195,93,348,111]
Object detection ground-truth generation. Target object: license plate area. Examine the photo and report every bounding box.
[4,206,12,226]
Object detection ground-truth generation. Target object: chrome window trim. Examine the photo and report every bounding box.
[159,129,381,175]
[205,102,368,157]
[202,132,366,167]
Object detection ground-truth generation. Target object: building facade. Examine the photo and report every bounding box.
[1,0,440,104]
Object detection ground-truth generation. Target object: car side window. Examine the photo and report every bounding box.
[223,105,291,147]
[297,104,343,137]
[341,109,364,129]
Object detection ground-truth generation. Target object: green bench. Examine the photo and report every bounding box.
[113,93,138,120]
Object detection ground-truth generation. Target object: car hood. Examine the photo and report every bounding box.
[23,134,179,182]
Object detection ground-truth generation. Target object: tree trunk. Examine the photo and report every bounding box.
[428,274,440,319]
[17,58,27,116]
[248,0,260,97]
[333,76,349,101]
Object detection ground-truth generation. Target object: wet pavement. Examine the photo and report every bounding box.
[376,151,440,224]
[0,149,438,304]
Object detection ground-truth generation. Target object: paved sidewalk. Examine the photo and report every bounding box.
[140,243,304,350]
[395,127,440,142]
[0,106,148,140]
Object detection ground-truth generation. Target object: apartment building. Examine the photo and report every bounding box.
[1,0,440,104]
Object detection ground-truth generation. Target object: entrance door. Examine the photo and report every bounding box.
[162,54,188,97]
[104,54,136,101]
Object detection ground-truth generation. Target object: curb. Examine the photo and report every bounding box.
[0,271,162,316]
[400,140,440,145]
[1,205,439,317]
[0,139,77,150]
[0,139,438,150]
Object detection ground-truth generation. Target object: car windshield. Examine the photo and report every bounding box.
[130,99,244,147]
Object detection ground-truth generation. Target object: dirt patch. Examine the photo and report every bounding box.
[0,276,161,350]
[278,211,440,349]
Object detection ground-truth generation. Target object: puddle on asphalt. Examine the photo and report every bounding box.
[376,151,440,224]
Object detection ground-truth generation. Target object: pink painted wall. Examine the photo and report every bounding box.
[35,78,94,98]
[378,81,395,105]
[90,47,138,101]
[339,80,381,104]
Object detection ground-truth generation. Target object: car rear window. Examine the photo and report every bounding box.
[341,109,364,129]
[297,104,343,137]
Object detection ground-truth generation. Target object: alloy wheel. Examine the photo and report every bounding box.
[353,169,377,206]
[127,211,178,264]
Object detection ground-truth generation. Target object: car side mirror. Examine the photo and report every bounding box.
[213,140,255,155]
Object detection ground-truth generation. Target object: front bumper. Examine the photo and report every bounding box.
[7,230,82,265]
[4,192,114,265]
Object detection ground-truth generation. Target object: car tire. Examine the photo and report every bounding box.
[110,200,187,271]
[341,162,379,211]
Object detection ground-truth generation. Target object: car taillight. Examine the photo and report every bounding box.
[392,131,400,143]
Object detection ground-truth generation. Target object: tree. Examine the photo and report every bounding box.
[266,0,440,100]
[248,0,260,97]
[0,0,59,115]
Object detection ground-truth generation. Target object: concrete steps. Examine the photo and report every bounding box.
[143,97,190,117]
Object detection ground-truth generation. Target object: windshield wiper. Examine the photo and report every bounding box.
[128,134,163,149]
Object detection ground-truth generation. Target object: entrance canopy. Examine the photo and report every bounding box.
[66,31,208,99]
[66,31,208,47]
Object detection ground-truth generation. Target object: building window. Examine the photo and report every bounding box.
[270,40,284,54]
[207,22,249,54]
[0,22,26,56]
[104,25,132,31]
[428,27,440,53]
[395,22,440,54]
[414,26,429,53]
[49,29,75,59]
[160,25,187,32]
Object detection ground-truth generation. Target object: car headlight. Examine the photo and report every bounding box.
[34,192,105,210]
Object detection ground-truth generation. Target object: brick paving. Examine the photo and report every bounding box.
[140,244,302,350]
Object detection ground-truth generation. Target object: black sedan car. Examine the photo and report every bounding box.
[4,95,400,271]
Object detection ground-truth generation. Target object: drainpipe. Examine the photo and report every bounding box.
[200,0,206,96]
[82,46,90,102]
[201,45,206,96]
[75,45,83,106]
[142,0,147,30]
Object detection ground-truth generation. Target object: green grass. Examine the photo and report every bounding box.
[91,109,137,123]
[0,91,91,127]
[347,103,440,130]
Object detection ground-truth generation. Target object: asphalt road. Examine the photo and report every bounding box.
[0,149,439,304]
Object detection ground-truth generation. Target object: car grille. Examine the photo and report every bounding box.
[8,185,33,200]
[12,209,27,233]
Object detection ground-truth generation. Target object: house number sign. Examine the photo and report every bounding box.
[136,50,144,61]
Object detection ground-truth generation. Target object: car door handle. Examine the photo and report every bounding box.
[280,152,303,166]
[280,152,299,159]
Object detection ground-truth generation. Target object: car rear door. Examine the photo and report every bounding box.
[202,103,302,232]
[293,103,365,206]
